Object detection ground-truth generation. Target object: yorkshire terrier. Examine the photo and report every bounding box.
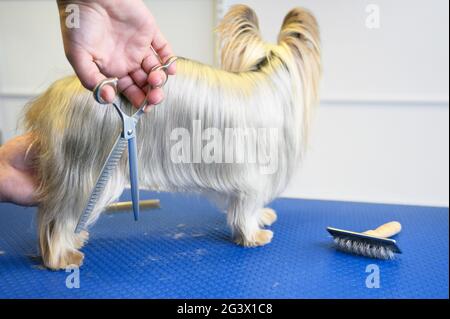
[24,5,321,270]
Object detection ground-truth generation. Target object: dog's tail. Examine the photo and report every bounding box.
[278,8,322,133]
[216,5,269,72]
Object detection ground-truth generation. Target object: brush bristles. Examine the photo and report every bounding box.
[334,238,395,260]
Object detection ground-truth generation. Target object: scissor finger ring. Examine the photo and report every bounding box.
[150,56,178,88]
[93,78,119,104]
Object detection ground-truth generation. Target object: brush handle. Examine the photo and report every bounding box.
[106,200,160,212]
[364,221,402,238]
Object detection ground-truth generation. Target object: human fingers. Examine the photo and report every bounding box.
[147,70,167,89]
[152,30,176,75]
[2,169,38,206]
[142,48,162,74]
[129,69,150,88]
[66,49,116,103]
[121,82,147,107]
[145,87,164,112]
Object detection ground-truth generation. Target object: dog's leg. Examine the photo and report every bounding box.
[38,168,126,271]
[227,197,273,247]
[38,208,89,270]
[39,182,124,270]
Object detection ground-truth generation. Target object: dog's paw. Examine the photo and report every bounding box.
[260,208,277,226]
[64,250,84,269]
[236,229,274,247]
[44,250,84,271]
[255,229,273,246]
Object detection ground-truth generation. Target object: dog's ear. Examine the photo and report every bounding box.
[278,8,322,142]
[278,8,322,104]
[216,5,268,72]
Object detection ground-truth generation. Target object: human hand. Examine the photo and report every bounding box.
[0,134,38,206]
[57,0,176,109]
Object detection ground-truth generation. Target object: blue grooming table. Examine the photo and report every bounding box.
[0,191,448,299]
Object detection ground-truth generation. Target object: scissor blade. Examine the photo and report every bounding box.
[75,137,128,233]
[128,137,140,221]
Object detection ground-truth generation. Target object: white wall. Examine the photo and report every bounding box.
[288,103,449,207]
[0,0,448,207]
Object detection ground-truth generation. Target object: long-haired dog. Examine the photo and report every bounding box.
[23,5,321,270]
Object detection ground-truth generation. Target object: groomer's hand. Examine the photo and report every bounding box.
[0,134,38,206]
[56,0,176,109]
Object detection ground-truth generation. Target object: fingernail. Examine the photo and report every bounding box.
[144,104,154,112]
[158,71,167,85]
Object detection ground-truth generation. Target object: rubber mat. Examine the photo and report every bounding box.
[0,191,448,299]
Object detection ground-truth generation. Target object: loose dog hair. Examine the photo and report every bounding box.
[23,5,321,270]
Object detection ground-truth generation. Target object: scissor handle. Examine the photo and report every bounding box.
[93,78,119,105]
[150,56,178,88]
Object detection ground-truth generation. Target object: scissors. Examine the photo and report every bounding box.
[75,56,178,234]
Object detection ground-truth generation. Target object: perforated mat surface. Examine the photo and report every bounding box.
[0,191,448,299]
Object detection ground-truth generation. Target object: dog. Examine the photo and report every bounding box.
[23,5,321,270]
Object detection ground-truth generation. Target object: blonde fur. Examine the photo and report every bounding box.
[23,6,321,270]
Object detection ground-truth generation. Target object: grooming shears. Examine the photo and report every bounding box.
[75,56,178,234]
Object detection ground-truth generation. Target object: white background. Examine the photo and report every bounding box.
[0,0,448,207]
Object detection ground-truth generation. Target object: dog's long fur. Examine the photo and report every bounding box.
[23,6,321,270]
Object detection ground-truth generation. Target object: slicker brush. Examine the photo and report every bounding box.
[327,222,402,260]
